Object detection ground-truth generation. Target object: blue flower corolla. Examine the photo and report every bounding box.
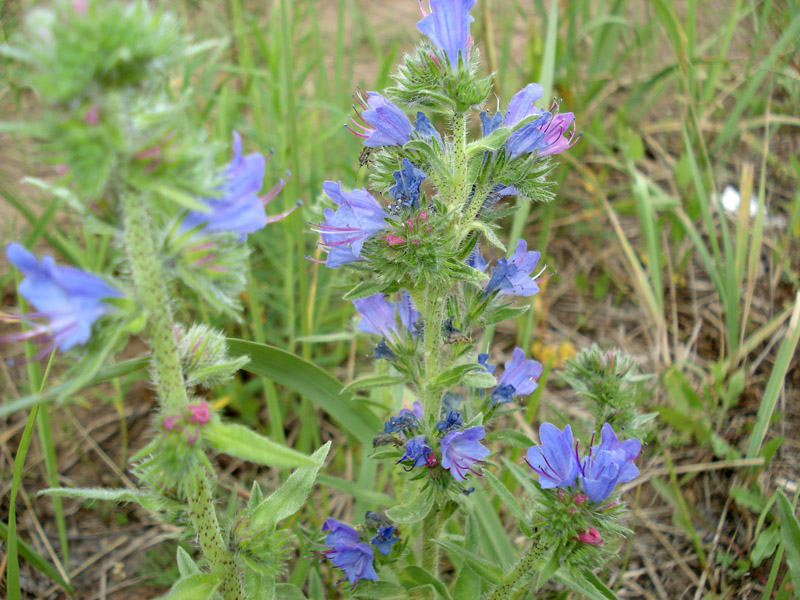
[384,401,423,434]
[503,83,545,127]
[580,423,641,503]
[354,291,420,339]
[347,89,413,148]
[525,423,580,490]
[182,132,292,239]
[466,247,487,272]
[436,409,463,433]
[479,110,504,136]
[440,425,490,481]
[415,112,442,146]
[373,338,396,360]
[398,435,432,467]
[484,240,543,297]
[491,347,542,404]
[370,526,399,556]
[477,353,495,374]
[389,158,426,210]
[314,181,389,268]
[505,113,552,159]
[320,518,378,587]
[417,0,476,69]
[4,243,122,353]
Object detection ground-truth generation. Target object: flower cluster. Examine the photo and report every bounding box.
[526,423,641,503]
[318,517,399,588]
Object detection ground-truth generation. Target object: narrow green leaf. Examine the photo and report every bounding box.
[228,339,381,445]
[484,472,533,537]
[553,567,619,600]
[776,492,800,590]
[341,375,407,395]
[205,422,318,468]
[386,483,434,524]
[485,429,535,449]
[401,566,453,600]
[461,370,496,388]
[317,473,395,508]
[0,520,71,592]
[154,573,220,600]
[433,539,503,584]
[435,364,482,388]
[275,583,308,600]
[342,281,389,301]
[351,580,406,599]
[250,442,331,530]
[40,487,183,513]
[175,547,200,578]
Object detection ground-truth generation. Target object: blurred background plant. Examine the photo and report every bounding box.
[1,0,799,598]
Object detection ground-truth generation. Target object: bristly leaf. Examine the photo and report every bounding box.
[204,422,319,468]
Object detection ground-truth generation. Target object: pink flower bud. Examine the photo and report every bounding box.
[577,528,603,545]
[386,233,406,245]
[574,493,588,505]
[72,0,89,14]
[187,401,211,424]
[84,105,100,125]
[184,427,199,444]
[163,415,181,431]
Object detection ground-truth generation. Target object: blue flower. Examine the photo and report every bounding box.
[182,132,292,239]
[353,291,420,339]
[4,243,122,353]
[580,423,641,503]
[466,247,488,272]
[479,110,504,136]
[320,518,378,588]
[417,0,476,69]
[389,158,426,210]
[525,423,580,490]
[484,240,543,297]
[477,353,495,374]
[370,526,399,556]
[384,402,423,434]
[436,409,463,433]
[440,425,490,481]
[503,83,545,127]
[347,89,413,148]
[398,435,432,467]
[505,114,552,158]
[491,347,542,403]
[414,112,442,146]
[315,181,389,268]
[372,338,396,360]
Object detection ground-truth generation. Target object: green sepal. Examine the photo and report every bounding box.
[204,422,319,468]
[341,376,407,395]
[343,280,391,301]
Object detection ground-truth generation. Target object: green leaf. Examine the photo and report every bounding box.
[343,281,389,301]
[341,375,407,395]
[275,583,308,600]
[485,429,535,449]
[461,370,496,388]
[483,305,530,326]
[175,547,200,577]
[204,422,318,468]
[401,566,453,600]
[228,339,381,445]
[39,487,183,513]
[317,473,395,508]
[553,567,618,600]
[250,442,331,531]
[433,539,503,584]
[244,568,275,600]
[0,520,72,593]
[776,492,800,590]
[483,472,533,537]
[452,565,480,600]
[351,580,406,599]
[435,364,482,388]
[752,524,781,567]
[466,221,506,253]
[386,483,434,524]
[154,573,220,600]
[0,355,149,418]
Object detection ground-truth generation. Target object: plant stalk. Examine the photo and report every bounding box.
[487,543,542,600]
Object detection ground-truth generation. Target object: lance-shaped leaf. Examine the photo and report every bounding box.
[341,375,407,395]
[386,482,434,524]
[484,471,533,537]
[433,539,503,584]
[154,573,220,600]
[40,487,183,513]
[401,566,453,600]
[175,547,201,578]
[204,422,319,468]
[250,442,331,531]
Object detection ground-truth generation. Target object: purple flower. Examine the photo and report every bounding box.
[347,89,413,148]
[436,409,463,433]
[466,247,488,272]
[353,291,420,339]
[314,181,389,268]
[389,158,426,210]
[370,526,399,555]
[440,425,490,481]
[484,240,543,297]
[398,435,432,467]
[491,347,542,403]
[525,423,580,489]
[3,243,122,353]
[320,518,378,588]
[417,0,476,69]
[414,112,442,146]
[480,110,504,136]
[537,100,579,156]
[503,83,545,127]
[182,132,292,239]
[580,423,641,503]
[384,402,423,434]
[505,113,552,158]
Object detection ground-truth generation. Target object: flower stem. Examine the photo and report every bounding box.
[121,191,245,599]
[420,284,446,419]
[451,111,469,211]
[189,470,244,599]
[487,543,543,600]
[121,191,187,411]
[421,506,441,599]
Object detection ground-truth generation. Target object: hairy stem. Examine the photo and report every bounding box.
[487,543,542,600]
[122,191,244,599]
[420,506,441,600]
[451,112,469,210]
[121,192,187,411]
[189,471,244,599]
